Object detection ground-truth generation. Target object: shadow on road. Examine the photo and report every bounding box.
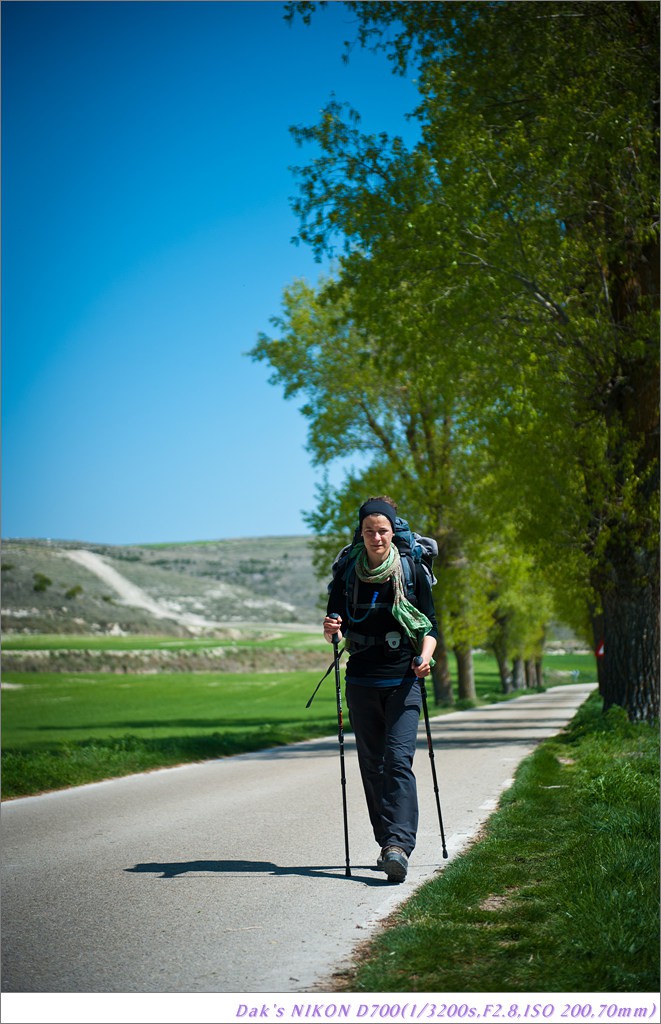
[124,859,389,885]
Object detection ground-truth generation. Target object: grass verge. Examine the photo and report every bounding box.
[333,692,659,993]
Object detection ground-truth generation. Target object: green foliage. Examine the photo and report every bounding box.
[32,573,52,592]
[273,0,660,720]
[251,273,557,670]
[64,584,83,599]
[485,535,556,662]
[340,693,659,992]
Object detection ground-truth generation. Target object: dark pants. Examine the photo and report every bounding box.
[346,678,422,857]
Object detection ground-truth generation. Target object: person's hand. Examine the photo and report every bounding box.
[323,614,343,643]
[412,655,431,678]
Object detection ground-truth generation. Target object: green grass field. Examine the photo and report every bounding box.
[1,667,342,797]
[2,630,326,651]
[1,646,597,798]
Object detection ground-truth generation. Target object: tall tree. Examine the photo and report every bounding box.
[250,276,495,702]
[283,1,659,722]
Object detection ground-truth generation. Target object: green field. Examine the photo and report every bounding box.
[2,669,340,748]
[1,645,597,798]
[2,630,326,651]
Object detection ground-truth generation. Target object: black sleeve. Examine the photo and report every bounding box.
[326,572,345,619]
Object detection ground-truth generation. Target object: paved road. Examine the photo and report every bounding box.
[2,683,595,995]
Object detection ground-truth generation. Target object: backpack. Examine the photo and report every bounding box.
[329,516,438,602]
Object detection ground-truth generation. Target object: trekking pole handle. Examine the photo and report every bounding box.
[414,656,423,666]
[329,612,341,647]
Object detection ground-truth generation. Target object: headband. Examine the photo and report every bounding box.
[358,499,396,530]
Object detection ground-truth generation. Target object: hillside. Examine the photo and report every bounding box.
[1,536,328,637]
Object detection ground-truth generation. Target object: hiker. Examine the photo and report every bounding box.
[323,496,438,882]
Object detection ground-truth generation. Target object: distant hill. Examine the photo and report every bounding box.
[1,536,327,637]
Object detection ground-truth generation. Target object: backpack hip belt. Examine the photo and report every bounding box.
[345,628,412,654]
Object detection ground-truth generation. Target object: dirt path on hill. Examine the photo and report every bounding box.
[62,548,226,633]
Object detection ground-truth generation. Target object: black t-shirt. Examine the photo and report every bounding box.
[327,560,439,687]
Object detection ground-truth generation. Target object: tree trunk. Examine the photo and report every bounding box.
[534,657,544,690]
[590,608,606,697]
[430,617,453,705]
[454,644,476,701]
[511,656,526,690]
[431,657,453,705]
[494,648,513,693]
[524,659,535,689]
[600,569,660,723]
[598,233,660,723]
[490,624,513,693]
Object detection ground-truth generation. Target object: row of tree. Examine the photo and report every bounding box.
[251,2,659,722]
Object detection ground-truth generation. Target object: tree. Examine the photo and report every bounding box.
[250,276,488,703]
[282,1,659,722]
[252,269,559,704]
[485,539,555,693]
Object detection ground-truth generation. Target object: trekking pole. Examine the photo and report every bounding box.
[329,613,351,877]
[414,656,448,859]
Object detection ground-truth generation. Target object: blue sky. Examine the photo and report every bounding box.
[2,0,420,545]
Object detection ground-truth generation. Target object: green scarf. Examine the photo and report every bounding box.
[353,543,435,664]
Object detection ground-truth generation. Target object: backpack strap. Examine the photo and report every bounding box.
[344,629,380,649]
[400,554,416,598]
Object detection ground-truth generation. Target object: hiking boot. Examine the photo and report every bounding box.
[381,846,408,883]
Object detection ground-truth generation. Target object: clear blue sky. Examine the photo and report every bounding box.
[2,0,419,545]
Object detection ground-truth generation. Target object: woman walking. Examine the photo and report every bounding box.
[323,496,438,882]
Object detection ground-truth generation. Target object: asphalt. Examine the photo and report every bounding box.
[1,683,596,997]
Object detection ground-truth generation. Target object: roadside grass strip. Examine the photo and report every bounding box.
[339,693,659,994]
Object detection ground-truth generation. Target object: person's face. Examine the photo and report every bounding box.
[361,514,394,566]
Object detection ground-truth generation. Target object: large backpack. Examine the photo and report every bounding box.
[329,516,438,603]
